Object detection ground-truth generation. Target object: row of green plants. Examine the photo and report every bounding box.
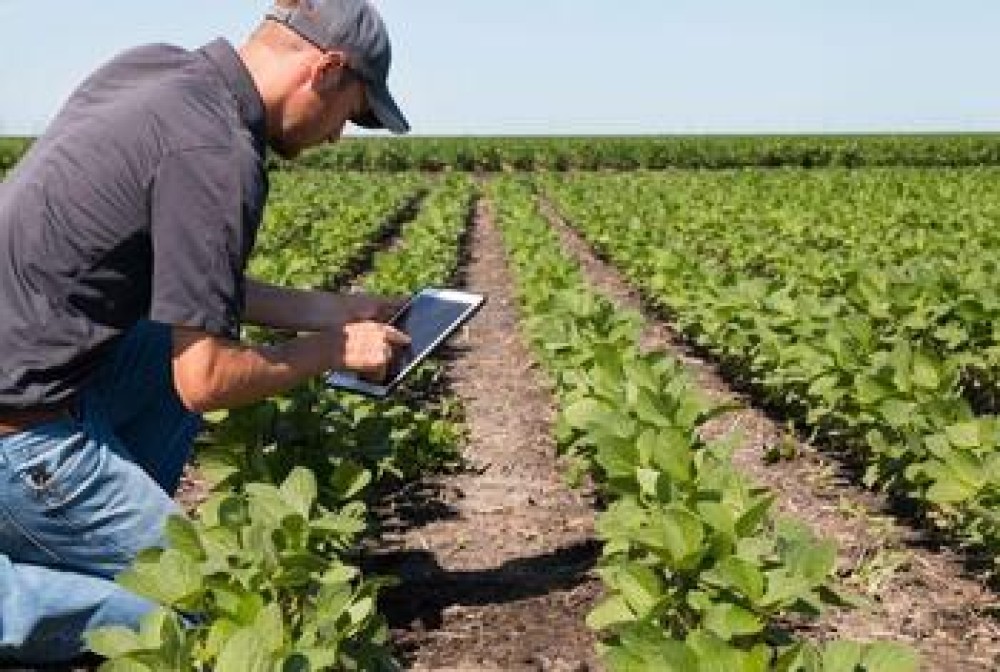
[86,175,478,670]
[488,177,917,671]
[7,135,1000,174]
[0,137,30,171]
[544,169,1000,571]
[283,134,1000,172]
[251,171,428,289]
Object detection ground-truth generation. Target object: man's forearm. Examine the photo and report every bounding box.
[171,320,408,414]
[244,278,342,332]
[172,328,341,412]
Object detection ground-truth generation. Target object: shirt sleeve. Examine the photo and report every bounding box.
[148,146,248,339]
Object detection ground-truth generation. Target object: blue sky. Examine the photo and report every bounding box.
[0,0,998,135]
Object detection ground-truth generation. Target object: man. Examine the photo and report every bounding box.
[0,0,410,663]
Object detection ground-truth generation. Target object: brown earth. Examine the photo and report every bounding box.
[373,198,603,671]
[539,197,1000,672]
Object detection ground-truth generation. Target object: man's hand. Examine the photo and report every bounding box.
[336,321,411,382]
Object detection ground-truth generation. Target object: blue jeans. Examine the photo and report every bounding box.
[0,320,201,664]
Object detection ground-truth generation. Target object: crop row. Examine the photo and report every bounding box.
[544,170,1000,573]
[9,135,1000,175]
[87,175,477,670]
[283,134,1000,172]
[488,177,916,671]
[0,137,30,171]
[251,171,428,289]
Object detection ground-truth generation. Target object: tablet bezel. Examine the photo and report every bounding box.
[326,288,485,398]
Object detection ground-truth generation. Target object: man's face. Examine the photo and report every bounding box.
[272,61,369,159]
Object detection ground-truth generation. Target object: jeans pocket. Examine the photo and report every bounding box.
[12,420,93,510]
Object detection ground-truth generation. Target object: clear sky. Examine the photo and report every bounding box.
[0,0,997,136]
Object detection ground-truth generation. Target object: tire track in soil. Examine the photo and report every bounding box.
[539,198,1000,672]
[374,197,603,672]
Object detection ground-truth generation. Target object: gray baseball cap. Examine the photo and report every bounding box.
[266,0,410,134]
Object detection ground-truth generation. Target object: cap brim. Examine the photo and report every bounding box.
[352,81,410,134]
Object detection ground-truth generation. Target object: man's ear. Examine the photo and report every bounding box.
[312,50,350,93]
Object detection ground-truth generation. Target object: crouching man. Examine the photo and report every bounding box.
[0,0,410,663]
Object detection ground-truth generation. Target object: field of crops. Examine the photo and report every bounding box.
[3,136,1000,670]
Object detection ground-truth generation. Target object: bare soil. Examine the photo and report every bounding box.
[372,198,603,671]
[539,198,1000,672]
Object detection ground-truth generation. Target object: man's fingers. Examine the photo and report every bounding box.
[384,325,411,346]
[339,322,410,380]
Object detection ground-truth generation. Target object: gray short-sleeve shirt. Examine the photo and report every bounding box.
[0,38,268,410]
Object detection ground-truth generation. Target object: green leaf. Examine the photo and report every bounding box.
[196,452,241,488]
[564,398,633,439]
[859,642,921,672]
[279,467,317,518]
[164,516,205,561]
[347,595,376,626]
[254,602,286,654]
[696,502,737,550]
[328,461,372,502]
[636,467,662,499]
[587,595,635,631]
[925,477,975,505]
[609,562,664,618]
[761,572,811,608]
[647,429,695,484]
[640,507,705,570]
[686,630,768,672]
[596,440,641,482]
[85,626,146,658]
[704,556,765,603]
[774,641,822,672]
[703,602,764,640]
[878,400,916,429]
[204,619,239,660]
[911,351,940,390]
[821,640,863,672]
[944,421,981,449]
[735,495,775,537]
[606,622,698,671]
[785,538,837,584]
[215,626,276,672]
[117,549,204,607]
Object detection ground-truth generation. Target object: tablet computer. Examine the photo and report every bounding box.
[326,288,486,398]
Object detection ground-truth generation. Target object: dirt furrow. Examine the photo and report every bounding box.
[376,198,602,672]
[539,198,1000,672]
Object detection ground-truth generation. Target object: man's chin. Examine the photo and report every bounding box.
[269,136,305,160]
[272,144,302,161]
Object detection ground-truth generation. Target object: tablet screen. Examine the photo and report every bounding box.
[387,293,474,381]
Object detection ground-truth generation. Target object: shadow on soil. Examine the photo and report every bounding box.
[369,539,601,630]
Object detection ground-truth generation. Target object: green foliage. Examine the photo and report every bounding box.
[87,469,398,671]
[488,177,918,669]
[0,137,31,171]
[250,171,428,289]
[545,169,1000,565]
[280,135,1000,172]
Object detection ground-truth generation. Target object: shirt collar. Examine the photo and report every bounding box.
[199,38,267,156]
